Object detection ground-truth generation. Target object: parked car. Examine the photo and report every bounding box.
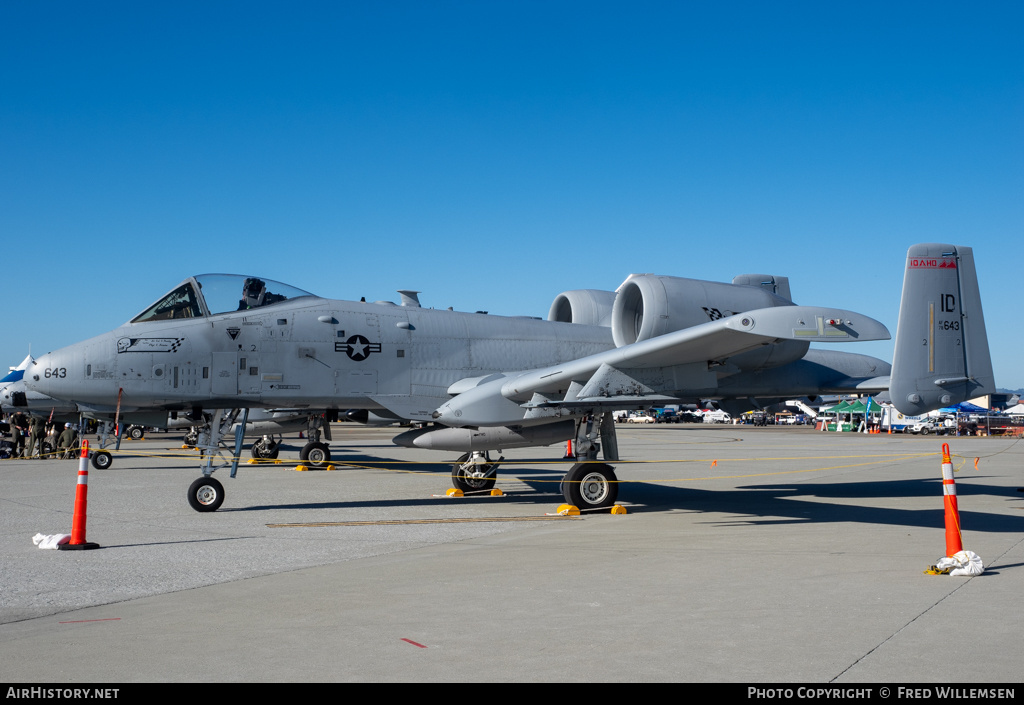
[909,416,955,435]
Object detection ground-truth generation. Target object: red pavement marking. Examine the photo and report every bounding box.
[59,618,121,624]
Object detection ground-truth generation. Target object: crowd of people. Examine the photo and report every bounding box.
[0,411,83,460]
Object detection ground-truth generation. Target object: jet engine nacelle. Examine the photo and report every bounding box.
[548,290,617,327]
[611,274,809,370]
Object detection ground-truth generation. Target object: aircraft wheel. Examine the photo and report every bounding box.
[128,426,144,440]
[300,442,331,466]
[91,451,113,470]
[451,452,496,493]
[251,438,279,460]
[561,463,619,510]
[41,441,55,458]
[188,476,224,512]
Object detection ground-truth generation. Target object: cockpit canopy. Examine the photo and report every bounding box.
[131,274,316,323]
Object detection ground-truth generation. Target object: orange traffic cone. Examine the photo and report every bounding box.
[941,443,962,557]
[58,441,100,551]
[563,439,576,460]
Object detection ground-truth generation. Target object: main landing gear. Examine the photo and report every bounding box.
[445,414,623,511]
[453,455,620,510]
[451,451,500,493]
[298,413,332,467]
[560,463,619,510]
[250,436,280,460]
[556,413,620,511]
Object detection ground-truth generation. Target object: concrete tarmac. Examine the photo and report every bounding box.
[1,424,1022,682]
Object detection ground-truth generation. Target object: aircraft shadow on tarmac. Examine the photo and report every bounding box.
[617,474,1024,535]
[223,452,1024,537]
[227,456,574,512]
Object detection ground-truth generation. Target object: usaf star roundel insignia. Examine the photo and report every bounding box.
[337,335,382,361]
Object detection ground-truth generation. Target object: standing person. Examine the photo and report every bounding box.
[27,416,45,458]
[9,412,26,458]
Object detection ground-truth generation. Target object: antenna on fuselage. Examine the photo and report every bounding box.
[398,290,422,307]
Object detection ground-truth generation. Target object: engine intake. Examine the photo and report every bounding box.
[610,274,808,370]
[548,290,616,327]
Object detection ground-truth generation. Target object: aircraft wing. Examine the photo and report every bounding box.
[501,305,889,398]
[433,305,890,427]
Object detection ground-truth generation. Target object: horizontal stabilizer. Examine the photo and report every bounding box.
[817,375,891,394]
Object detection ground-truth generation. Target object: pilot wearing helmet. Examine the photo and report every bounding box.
[238,278,267,310]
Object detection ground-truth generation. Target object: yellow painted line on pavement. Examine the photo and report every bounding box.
[267,515,581,528]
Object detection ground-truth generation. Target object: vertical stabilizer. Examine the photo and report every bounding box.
[890,244,995,415]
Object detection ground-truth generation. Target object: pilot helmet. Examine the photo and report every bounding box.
[242,278,267,308]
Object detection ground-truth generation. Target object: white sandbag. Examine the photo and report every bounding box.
[32,533,71,549]
[935,550,985,576]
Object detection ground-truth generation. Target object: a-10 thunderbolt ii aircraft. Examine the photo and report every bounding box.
[25,243,994,512]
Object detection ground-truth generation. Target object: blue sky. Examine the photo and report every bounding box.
[3,1,1022,389]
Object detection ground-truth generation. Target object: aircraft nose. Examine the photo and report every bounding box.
[25,352,65,396]
[24,355,47,392]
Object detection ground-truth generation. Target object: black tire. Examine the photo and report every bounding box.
[188,476,224,512]
[561,463,619,510]
[300,442,330,466]
[128,426,144,440]
[250,438,279,459]
[451,452,496,493]
[91,451,113,470]
[41,441,54,458]
[920,427,930,435]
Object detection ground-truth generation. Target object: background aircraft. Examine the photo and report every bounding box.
[25,243,993,511]
[2,354,81,424]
